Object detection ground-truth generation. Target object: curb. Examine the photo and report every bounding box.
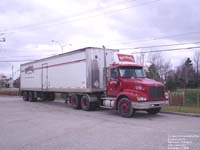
[161,111,200,117]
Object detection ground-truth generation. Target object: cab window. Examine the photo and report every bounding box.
[119,66,146,78]
[110,68,118,80]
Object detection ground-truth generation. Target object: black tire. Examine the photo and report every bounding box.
[40,92,48,101]
[28,92,36,102]
[71,95,81,109]
[147,108,161,114]
[22,91,29,101]
[81,95,96,111]
[91,102,97,110]
[118,98,134,118]
[48,92,55,101]
[95,101,100,109]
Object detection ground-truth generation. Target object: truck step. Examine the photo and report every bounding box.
[100,106,113,109]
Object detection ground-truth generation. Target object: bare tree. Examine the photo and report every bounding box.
[136,53,145,65]
[193,50,200,87]
[160,62,171,82]
[148,52,171,82]
[148,52,162,65]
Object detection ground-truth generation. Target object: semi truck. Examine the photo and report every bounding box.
[20,47,168,117]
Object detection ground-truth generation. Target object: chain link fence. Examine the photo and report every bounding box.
[169,90,200,107]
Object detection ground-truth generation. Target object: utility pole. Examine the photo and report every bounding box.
[12,65,14,79]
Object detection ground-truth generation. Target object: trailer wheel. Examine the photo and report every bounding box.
[118,98,134,118]
[28,92,36,102]
[147,108,161,114]
[22,91,29,101]
[71,95,81,109]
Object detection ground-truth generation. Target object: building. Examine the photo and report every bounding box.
[0,74,13,88]
[0,74,7,87]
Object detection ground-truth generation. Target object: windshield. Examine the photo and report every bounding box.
[119,66,146,78]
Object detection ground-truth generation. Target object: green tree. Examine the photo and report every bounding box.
[146,64,161,81]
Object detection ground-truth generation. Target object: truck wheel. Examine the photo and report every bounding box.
[118,98,134,118]
[71,95,81,109]
[28,92,36,102]
[22,92,29,101]
[48,92,55,101]
[147,108,161,114]
[81,95,95,111]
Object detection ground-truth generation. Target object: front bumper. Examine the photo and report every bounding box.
[132,100,168,110]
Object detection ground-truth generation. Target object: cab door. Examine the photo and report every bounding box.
[107,67,120,97]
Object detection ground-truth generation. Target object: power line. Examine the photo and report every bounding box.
[0,55,53,59]
[5,30,200,48]
[130,46,200,54]
[2,0,138,33]
[5,0,200,46]
[1,46,200,62]
[119,41,200,50]
[0,60,34,62]
[2,0,200,47]
[0,50,57,58]
[0,48,58,52]
[3,0,160,33]
[1,41,200,59]
[58,0,161,25]
[113,31,200,45]
[1,40,200,54]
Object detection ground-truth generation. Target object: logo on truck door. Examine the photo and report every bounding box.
[25,65,34,74]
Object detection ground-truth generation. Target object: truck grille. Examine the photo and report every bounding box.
[149,86,164,99]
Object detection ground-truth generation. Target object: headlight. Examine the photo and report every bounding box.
[137,96,147,102]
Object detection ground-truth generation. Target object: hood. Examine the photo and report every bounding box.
[134,78,163,86]
[121,78,163,86]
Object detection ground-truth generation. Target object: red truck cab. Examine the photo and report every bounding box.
[106,63,168,117]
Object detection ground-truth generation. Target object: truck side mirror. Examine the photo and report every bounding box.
[110,68,118,80]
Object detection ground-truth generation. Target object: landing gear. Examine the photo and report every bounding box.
[22,91,29,101]
[48,92,55,101]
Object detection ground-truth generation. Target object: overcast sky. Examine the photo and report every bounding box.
[0,0,200,78]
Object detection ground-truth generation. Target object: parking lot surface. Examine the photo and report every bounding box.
[0,96,199,150]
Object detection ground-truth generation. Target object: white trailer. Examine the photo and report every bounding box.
[20,47,117,104]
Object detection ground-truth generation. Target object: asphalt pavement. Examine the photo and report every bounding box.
[0,96,199,150]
